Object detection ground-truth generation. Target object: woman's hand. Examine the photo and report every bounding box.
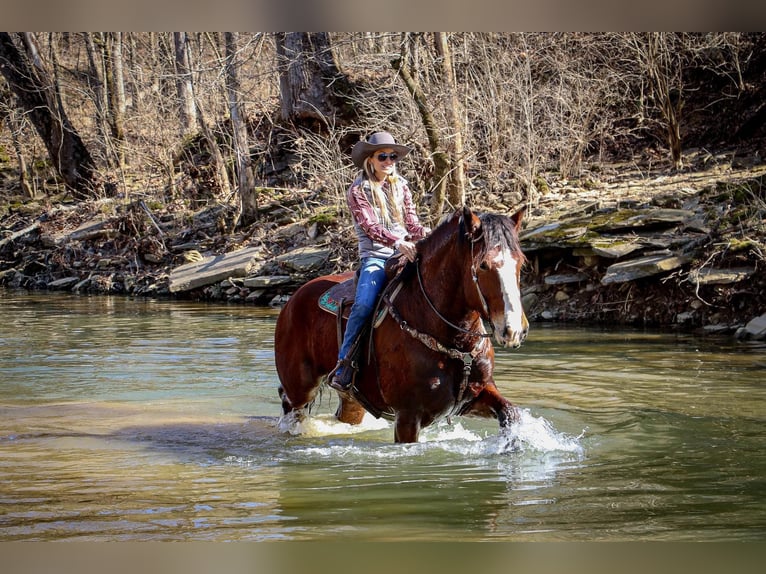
[396,239,417,262]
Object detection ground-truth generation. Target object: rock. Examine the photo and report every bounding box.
[590,240,643,259]
[521,292,538,310]
[593,208,695,232]
[739,313,766,340]
[545,272,588,285]
[520,222,560,240]
[244,275,292,288]
[601,253,691,285]
[66,216,115,242]
[275,246,330,273]
[688,267,756,285]
[246,290,266,302]
[269,294,290,307]
[168,246,262,293]
[554,290,570,302]
[676,311,696,324]
[48,276,80,289]
[702,323,737,335]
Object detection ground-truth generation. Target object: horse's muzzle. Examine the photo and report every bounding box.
[496,316,529,348]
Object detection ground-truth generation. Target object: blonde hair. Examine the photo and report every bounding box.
[362,157,404,226]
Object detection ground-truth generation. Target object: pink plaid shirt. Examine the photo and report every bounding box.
[347,175,429,258]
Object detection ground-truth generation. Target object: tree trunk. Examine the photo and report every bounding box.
[109,32,127,167]
[84,33,109,154]
[7,105,34,198]
[225,32,258,227]
[275,32,347,127]
[174,32,198,137]
[434,32,467,208]
[0,32,97,198]
[392,39,449,223]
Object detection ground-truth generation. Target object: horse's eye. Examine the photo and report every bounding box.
[479,261,489,271]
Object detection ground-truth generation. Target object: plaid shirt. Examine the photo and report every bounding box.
[347,175,429,254]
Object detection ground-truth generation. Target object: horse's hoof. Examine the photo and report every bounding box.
[499,405,521,427]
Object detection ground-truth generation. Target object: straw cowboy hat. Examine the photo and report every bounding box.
[351,131,412,170]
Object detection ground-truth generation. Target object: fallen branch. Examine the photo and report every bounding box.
[0,221,40,250]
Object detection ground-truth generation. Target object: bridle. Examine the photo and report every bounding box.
[414,233,494,339]
[381,233,503,411]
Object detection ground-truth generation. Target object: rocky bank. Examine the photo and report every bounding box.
[2,148,766,340]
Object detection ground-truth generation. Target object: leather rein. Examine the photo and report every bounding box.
[381,235,494,408]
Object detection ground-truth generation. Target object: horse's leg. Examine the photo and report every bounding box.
[463,381,520,428]
[334,397,366,425]
[394,411,421,443]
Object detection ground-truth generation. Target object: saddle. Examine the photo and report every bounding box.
[317,257,407,329]
[318,276,357,319]
[317,257,409,419]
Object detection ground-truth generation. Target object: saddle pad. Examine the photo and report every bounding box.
[318,278,356,318]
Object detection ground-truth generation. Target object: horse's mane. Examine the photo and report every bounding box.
[474,212,526,264]
[385,209,525,282]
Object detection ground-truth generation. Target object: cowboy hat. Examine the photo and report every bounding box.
[351,131,412,170]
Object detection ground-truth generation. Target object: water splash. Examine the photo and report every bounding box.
[277,407,584,459]
[277,410,389,436]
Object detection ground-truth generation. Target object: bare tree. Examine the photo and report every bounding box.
[627,32,685,170]
[225,32,257,227]
[434,32,466,208]
[174,32,198,137]
[108,32,127,167]
[393,33,450,221]
[275,32,347,127]
[0,32,98,198]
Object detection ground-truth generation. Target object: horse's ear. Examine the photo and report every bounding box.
[510,206,526,232]
[460,205,481,238]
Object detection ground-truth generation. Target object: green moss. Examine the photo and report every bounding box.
[728,238,757,253]
[308,209,339,226]
[533,175,550,195]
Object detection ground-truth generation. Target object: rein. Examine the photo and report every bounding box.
[382,237,496,411]
[414,235,493,339]
[382,289,490,410]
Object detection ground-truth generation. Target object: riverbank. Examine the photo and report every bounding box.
[2,146,765,339]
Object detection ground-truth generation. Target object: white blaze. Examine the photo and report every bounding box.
[493,248,525,346]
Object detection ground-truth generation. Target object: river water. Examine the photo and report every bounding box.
[1,290,764,541]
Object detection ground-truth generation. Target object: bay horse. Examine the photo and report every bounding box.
[274,206,528,443]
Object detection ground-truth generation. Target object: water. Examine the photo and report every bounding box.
[1,290,764,541]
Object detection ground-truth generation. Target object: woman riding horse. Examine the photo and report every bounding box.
[274,200,529,443]
[329,131,430,393]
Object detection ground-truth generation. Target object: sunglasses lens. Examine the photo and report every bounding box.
[377,153,398,162]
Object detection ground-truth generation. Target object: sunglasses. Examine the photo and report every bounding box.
[375,152,399,162]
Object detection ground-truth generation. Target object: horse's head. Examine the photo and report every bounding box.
[460,206,529,348]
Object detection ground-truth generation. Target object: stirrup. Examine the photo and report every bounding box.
[328,359,355,392]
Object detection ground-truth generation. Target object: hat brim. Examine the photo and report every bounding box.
[351,141,412,170]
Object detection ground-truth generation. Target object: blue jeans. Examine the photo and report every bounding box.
[337,257,387,369]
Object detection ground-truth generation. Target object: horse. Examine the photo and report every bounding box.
[274,206,528,443]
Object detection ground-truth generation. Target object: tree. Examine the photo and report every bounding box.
[275,32,347,127]
[224,32,257,227]
[392,33,452,221]
[107,32,127,167]
[0,32,98,198]
[173,32,198,137]
[628,33,686,170]
[434,32,467,209]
